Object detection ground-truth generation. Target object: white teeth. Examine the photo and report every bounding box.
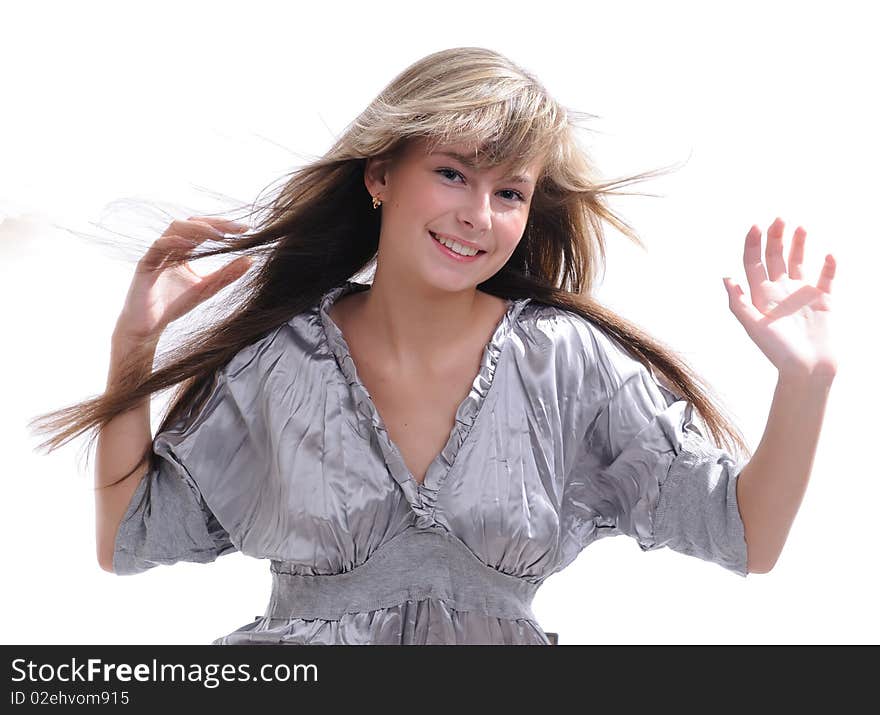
[432,233,479,256]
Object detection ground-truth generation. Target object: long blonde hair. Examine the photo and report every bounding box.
[29,46,750,488]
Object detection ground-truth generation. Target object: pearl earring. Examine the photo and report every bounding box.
[372,195,382,209]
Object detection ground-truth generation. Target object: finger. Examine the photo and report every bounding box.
[788,225,807,280]
[224,255,254,278]
[816,254,836,295]
[723,276,765,326]
[139,234,199,274]
[765,217,787,282]
[159,218,250,244]
[185,218,251,245]
[151,219,247,272]
[158,218,222,246]
[199,256,253,301]
[187,216,251,232]
[743,224,768,299]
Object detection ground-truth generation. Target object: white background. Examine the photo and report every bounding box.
[1,0,876,645]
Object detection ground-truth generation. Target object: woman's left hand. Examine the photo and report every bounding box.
[723,217,838,380]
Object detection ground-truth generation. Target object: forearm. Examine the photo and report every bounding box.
[94,330,158,571]
[736,370,834,573]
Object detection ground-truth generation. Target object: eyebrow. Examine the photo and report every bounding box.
[430,151,535,186]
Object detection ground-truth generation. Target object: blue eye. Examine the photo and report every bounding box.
[435,168,525,203]
[498,189,525,202]
[437,167,462,182]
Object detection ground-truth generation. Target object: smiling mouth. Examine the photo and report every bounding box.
[429,231,486,256]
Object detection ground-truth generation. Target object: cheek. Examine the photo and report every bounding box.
[387,187,437,226]
[496,216,528,251]
[394,195,441,228]
[420,183,458,214]
[397,175,447,212]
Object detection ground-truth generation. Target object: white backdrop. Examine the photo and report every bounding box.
[1,0,876,645]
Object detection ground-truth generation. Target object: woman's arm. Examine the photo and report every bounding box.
[94,329,158,572]
[94,216,252,572]
[722,217,837,574]
[736,370,834,573]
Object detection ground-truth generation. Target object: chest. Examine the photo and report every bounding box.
[327,292,511,488]
[351,355,481,486]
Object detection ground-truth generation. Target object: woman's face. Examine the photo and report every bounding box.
[365,137,543,294]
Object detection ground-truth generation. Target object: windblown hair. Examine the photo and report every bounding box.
[29,46,750,490]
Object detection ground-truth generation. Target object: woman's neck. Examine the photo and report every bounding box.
[336,276,503,376]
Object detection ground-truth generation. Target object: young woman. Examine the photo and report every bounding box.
[31,47,837,645]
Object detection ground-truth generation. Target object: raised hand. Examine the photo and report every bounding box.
[722,217,837,380]
[114,217,253,344]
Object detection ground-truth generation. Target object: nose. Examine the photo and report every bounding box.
[456,190,492,233]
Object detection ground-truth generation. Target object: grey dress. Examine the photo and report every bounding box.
[113,280,750,645]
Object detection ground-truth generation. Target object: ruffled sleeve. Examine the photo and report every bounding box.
[558,313,751,578]
[112,324,286,575]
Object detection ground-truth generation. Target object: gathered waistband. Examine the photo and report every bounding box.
[264,526,541,622]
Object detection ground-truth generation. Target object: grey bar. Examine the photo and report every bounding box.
[264,526,541,622]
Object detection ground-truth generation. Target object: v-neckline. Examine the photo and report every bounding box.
[318,280,531,529]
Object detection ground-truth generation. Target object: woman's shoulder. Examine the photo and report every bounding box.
[221,300,331,381]
[512,300,644,392]
[515,301,612,356]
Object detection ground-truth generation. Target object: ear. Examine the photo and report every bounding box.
[364,155,394,200]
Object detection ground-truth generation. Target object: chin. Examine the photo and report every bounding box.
[416,269,484,295]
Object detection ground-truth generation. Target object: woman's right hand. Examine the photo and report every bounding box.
[113,217,253,344]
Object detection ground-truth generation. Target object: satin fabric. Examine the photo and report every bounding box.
[114,280,750,645]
